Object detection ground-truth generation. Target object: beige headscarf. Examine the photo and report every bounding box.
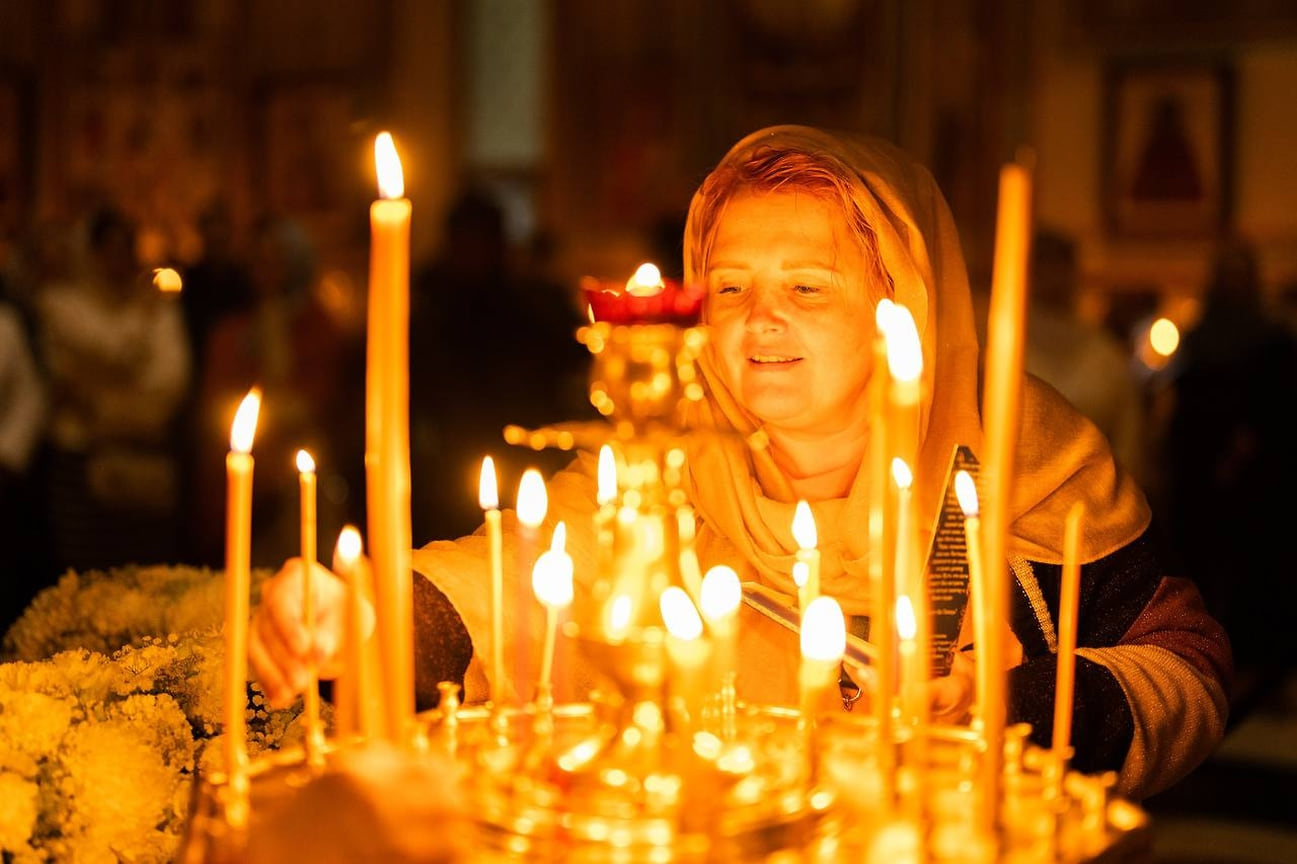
[680,125,1149,616]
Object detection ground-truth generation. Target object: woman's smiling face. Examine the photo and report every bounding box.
[705,189,881,437]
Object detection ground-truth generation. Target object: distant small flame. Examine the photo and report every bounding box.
[954,470,978,517]
[891,457,913,491]
[895,595,917,641]
[516,469,547,528]
[607,593,633,636]
[336,525,364,565]
[884,303,923,383]
[626,262,665,297]
[597,445,617,506]
[295,449,315,474]
[586,303,596,324]
[1149,317,1180,357]
[874,298,895,332]
[792,500,817,550]
[660,586,703,641]
[374,132,405,200]
[152,267,182,293]
[550,520,567,553]
[478,456,499,510]
[792,560,809,589]
[700,565,741,622]
[800,596,846,661]
[230,389,261,453]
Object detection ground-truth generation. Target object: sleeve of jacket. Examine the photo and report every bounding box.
[1007,529,1233,799]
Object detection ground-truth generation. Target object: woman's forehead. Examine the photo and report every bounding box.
[708,190,860,269]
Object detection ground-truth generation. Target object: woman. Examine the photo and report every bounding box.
[250,125,1230,800]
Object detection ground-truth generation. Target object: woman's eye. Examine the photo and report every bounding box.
[716,284,742,295]
[793,284,822,296]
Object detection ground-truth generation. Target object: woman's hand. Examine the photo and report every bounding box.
[248,557,373,708]
[929,650,976,725]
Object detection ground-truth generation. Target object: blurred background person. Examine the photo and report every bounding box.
[34,205,191,572]
[1024,228,1147,484]
[410,188,591,542]
[1157,238,1297,702]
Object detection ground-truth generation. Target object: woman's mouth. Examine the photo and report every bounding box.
[748,354,801,366]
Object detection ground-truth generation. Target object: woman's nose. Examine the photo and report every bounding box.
[744,285,786,332]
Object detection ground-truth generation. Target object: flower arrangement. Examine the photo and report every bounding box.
[1,566,319,863]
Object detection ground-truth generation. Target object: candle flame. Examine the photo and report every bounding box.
[532,546,574,609]
[626,262,665,297]
[586,303,596,324]
[700,565,741,622]
[152,267,182,293]
[229,389,261,453]
[895,595,917,641]
[516,468,547,528]
[607,593,633,636]
[597,445,617,505]
[884,303,923,383]
[1149,317,1180,357]
[954,470,979,517]
[478,456,499,510]
[335,525,364,566]
[792,560,809,589]
[800,596,846,662]
[374,132,405,200]
[874,298,895,332]
[791,500,817,550]
[660,586,703,641]
[550,520,567,552]
[890,457,913,491]
[295,449,316,474]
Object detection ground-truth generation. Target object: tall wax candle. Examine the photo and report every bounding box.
[979,157,1034,836]
[516,469,548,697]
[223,389,259,825]
[700,565,741,694]
[295,449,324,767]
[954,471,991,731]
[800,595,846,784]
[366,131,414,743]
[892,458,928,736]
[531,522,574,708]
[660,586,709,729]
[333,526,382,739]
[1053,502,1085,761]
[869,301,896,803]
[480,456,505,708]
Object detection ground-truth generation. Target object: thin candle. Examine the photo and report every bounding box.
[333,526,380,739]
[516,468,548,693]
[896,594,928,817]
[800,595,846,784]
[595,444,617,571]
[792,501,820,607]
[700,564,741,715]
[479,456,505,709]
[955,471,992,735]
[531,522,573,709]
[295,449,323,767]
[660,586,709,729]
[223,388,259,827]
[1053,502,1085,763]
[892,457,928,739]
[979,158,1033,836]
[869,301,896,804]
[366,131,414,743]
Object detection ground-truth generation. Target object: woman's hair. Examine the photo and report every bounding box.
[689,145,894,303]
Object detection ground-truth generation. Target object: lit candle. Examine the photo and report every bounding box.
[480,456,506,710]
[869,301,896,804]
[892,457,928,739]
[895,593,928,819]
[800,595,846,783]
[516,468,548,693]
[954,470,993,734]
[223,388,259,826]
[333,526,381,739]
[365,131,414,743]
[531,521,574,710]
[792,501,820,608]
[660,585,709,729]
[295,449,323,767]
[979,158,1033,835]
[1053,502,1085,764]
[699,564,741,703]
[595,444,617,570]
